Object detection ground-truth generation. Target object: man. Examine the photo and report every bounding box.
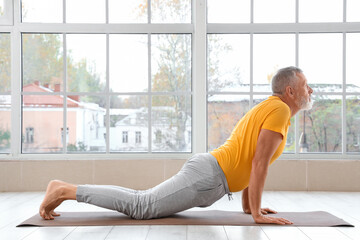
[39,66,313,225]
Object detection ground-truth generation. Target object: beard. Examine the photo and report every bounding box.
[297,95,313,110]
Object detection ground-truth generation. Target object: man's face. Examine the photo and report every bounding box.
[294,72,313,110]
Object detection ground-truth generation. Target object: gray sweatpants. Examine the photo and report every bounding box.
[76,153,231,220]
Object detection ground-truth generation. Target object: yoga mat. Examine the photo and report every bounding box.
[17,210,354,227]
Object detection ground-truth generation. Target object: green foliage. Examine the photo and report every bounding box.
[306,97,342,152]
[0,128,10,150]
[67,141,87,151]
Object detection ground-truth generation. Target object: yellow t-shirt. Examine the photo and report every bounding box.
[210,96,291,192]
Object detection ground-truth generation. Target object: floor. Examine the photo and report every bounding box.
[0,191,359,240]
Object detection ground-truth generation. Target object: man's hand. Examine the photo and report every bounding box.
[244,207,277,215]
[253,213,293,225]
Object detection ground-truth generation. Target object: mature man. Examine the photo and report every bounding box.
[40,66,313,225]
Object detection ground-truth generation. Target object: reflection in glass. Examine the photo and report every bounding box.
[66,0,105,23]
[0,34,10,92]
[22,34,63,91]
[347,0,360,22]
[152,95,191,152]
[253,34,295,91]
[110,35,148,92]
[67,95,106,153]
[22,95,63,153]
[110,95,148,152]
[299,34,342,92]
[300,95,342,153]
[67,34,106,92]
[109,0,147,23]
[22,0,62,23]
[208,34,250,92]
[254,0,295,23]
[151,34,191,92]
[151,0,191,23]
[208,95,250,151]
[346,33,360,92]
[346,96,360,153]
[0,95,10,153]
[299,0,342,23]
[208,0,250,23]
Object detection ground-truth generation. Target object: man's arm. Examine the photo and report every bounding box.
[242,187,277,215]
[248,129,293,225]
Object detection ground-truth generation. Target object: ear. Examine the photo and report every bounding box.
[284,86,294,97]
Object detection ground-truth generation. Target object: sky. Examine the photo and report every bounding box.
[19,0,360,94]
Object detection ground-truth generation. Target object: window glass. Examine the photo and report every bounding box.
[253,34,295,91]
[110,95,148,152]
[347,96,360,153]
[110,35,148,92]
[151,34,191,92]
[208,95,250,151]
[109,0,147,23]
[347,0,360,22]
[207,0,250,23]
[208,34,250,92]
[299,0,342,22]
[299,34,342,92]
[0,0,4,16]
[151,0,191,23]
[300,95,342,153]
[0,33,10,92]
[66,34,106,92]
[22,34,63,91]
[67,95,106,153]
[346,33,360,93]
[254,0,295,23]
[22,0,63,23]
[22,95,63,153]
[66,0,105,23]
[0,95,10,153]
[152,95,191,152]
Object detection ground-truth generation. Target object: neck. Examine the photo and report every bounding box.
[272,93,300,117]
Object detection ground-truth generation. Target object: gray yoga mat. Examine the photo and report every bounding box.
[17,210,354,227]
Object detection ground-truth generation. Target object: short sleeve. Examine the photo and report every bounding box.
[262,104,291,138]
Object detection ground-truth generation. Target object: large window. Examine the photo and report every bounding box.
[207,0,360,156]
[0,1,360,158]
[19,0,192,154]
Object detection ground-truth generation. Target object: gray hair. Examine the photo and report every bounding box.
[271,66,303,94]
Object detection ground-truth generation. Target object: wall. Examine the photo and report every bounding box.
[0,159,359,192]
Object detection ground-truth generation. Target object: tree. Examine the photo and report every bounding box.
[0,34,11,92]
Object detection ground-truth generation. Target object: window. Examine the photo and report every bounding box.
[207,0,360,156]
[135,131,141,144]
[1,1,360,158]
[25,127,34,143]
[122,131,128,144]
[0,0,12,25]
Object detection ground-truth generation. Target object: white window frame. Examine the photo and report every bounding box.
[0,0,359,160]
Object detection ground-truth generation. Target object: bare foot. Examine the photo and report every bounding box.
[39,180,77,220]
